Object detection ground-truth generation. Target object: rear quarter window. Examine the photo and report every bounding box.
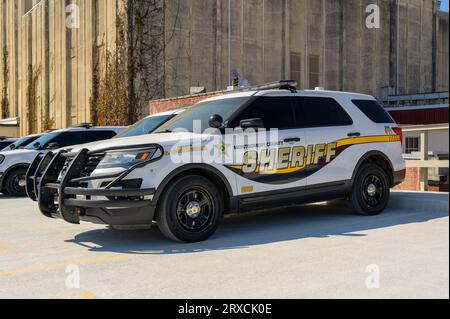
[295,97,353,128]
[352,99,395,124]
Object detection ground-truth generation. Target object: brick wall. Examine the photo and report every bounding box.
[395,168,421,191]
[149,91,225,114]
[394,167,449,192]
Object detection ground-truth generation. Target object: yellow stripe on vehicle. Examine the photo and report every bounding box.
[336,135,400,148]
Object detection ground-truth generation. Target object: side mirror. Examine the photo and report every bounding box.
[46,142,59,150]
[240,118,264,129]
[209,114,224,129]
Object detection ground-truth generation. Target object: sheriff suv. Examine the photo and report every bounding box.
[28,81,405,243]
[0,125,124,196]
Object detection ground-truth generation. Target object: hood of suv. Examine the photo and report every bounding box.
[0,149,39,170]
[67,132,203,153]
[0,148,37,157]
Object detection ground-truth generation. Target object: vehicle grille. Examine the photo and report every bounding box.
[58,156,74,181]
[80,154,105,177]
[57,152,105,182]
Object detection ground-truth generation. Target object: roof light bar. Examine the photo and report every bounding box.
[231,80,298,93]
[74,123,93,129]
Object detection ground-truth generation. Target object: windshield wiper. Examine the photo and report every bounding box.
[155,129,173,134]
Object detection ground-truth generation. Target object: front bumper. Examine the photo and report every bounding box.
[32,145,163,226]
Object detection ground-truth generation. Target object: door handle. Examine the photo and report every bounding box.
[347,132,361,137]
[284,137,301,143]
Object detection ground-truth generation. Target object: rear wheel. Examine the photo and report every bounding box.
[156,175,223,242]
[349,164,390,216]
[5,168,28,197]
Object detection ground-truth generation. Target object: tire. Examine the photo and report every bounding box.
[349,163,390,216]
[5,168,28,197]
[155,175,223,243]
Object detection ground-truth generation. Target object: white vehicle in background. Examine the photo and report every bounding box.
[0,137,18,150]
[114,108,186,139]
[25,109,187,201]
[0,125,124,197]
[1,133,46,152]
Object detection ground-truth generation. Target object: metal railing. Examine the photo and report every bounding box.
[382,92,449,108]
[402,125,449,191]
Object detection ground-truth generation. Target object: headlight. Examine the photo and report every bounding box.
[96,148,161,169]
[0,154,5,165]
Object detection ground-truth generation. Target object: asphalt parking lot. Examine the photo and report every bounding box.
[0,191,448,299]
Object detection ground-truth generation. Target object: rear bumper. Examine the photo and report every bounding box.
[393,169,406,187]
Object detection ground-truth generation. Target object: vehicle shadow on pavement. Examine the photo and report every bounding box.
[66,202,448,255]
[0,193,22,199]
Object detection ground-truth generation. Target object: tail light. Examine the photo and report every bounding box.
[392,127,403,145]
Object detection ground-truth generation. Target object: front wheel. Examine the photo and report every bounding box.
[5,168,28,197]
[349,164,390,216]
[155,175,223,242]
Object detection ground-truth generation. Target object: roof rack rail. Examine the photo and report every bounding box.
[231,80,298,93]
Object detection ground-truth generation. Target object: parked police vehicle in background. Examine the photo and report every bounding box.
[1,133,45,152]
[25,109,186,201]
[0,137,18,150]
[0,125,124,196]
[114,108,186,139]
[29,81,405,243]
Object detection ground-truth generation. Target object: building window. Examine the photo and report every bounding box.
[405,137,420,154]
[308,54,320,89]
[290,52,301,87]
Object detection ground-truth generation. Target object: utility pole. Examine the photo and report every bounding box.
[228,0,232,87]
[396,0,400,95]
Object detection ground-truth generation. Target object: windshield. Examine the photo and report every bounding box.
[115,114,175,139]
[24,131,60,150]
[1,135,40,151]
[154,97,250,133]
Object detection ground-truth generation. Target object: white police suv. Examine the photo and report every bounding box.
[1,133,45,152]
[29,81,405,243]
[0,137,18,150]
[0,125,124,196]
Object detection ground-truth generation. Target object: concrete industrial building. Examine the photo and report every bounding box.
[0,0,448,136]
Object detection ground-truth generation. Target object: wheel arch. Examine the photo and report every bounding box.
[153,164,238,214]
[351,151,395,187]
[1,163,30,188]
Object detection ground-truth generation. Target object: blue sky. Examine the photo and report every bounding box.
[442,0,449,12]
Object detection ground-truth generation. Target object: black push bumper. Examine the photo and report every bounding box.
[30,145,163,226]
